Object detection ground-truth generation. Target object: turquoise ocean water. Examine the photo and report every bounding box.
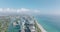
[35,15,60,32]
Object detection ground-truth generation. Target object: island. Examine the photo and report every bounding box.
[0,15,46,32]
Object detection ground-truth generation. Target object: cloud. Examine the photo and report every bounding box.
[17,8,40,15]
[34,10,40,13]
[0,8,40,15]
[0,8,3,12]
[17,8,30,13]
[20,8,29,12]
[6,8,10,11]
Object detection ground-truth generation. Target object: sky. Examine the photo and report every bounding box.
[0,0,60,15]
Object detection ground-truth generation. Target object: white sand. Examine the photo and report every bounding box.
[35,21,47,32]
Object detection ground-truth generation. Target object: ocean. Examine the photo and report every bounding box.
[35,15,60,32]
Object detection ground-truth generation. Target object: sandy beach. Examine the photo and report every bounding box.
[35,21,47,32]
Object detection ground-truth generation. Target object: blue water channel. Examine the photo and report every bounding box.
[7,18,20,32]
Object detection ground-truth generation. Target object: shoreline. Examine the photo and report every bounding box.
[35,21,47,32]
